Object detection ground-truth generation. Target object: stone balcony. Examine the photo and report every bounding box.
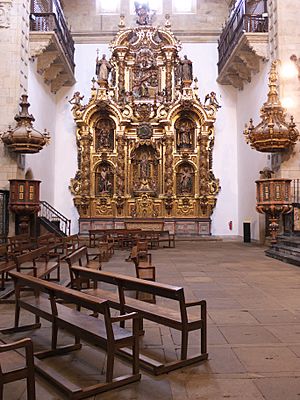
[217,13,269,90]
[29,12,76,93]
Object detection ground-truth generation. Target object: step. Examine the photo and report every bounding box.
[270,244,300,257]
[265,248,300,267]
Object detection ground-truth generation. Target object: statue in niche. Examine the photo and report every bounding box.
[177,164,193,195]
[132,146,158,195]
[176,119,194,150]
[140,154,150,179]
[95,54,112,81]
[97,164,113,195]
[95,119,114,151]
[180,55,193,82]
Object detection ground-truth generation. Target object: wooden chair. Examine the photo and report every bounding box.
[0,338,36,400]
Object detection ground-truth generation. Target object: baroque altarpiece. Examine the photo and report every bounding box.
[70,13,220,235]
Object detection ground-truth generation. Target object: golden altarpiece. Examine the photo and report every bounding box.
[70,12,220,235]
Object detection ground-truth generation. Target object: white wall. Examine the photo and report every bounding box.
[54,44,109,233]
[26,59,57,204]
[182,43,239,236]
[236,61,269,239]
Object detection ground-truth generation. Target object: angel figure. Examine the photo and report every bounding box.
[68,91,84,111]
[204,91,221,109]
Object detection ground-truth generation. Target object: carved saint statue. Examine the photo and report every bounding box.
[179,166,193,194]
[134,1,150,25]
[177,120,193,149]
[95,54,112,81]
[180,55,193,82]
[98,165,113,194]
[140,154,150,179]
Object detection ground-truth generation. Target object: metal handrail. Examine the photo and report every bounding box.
[30,11,75,72]
[218,9,268,74]
[39,201,71,236]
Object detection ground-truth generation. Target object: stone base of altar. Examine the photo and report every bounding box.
[79,217,211,236]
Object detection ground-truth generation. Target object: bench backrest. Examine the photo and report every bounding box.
[72,267,185,301]
[9,271,110,316]
[65,246,89,267]
[14,246,49,268]
[63,234,80,254]
[0,244,8,260]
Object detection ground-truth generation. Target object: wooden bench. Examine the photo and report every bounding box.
[65,246,101,289]
[0,244,16,291]
[8,234,36,255]
[0,338,36,400]
[60,234,81,257]
[72,267,208,375]
[2,271,141,399]
[14,246,60,281]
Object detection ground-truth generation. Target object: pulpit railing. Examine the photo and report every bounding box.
[291,179,300,204]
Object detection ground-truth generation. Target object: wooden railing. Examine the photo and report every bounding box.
[30,11,75,72]
[218,10,268,74]
[292,179,300,204]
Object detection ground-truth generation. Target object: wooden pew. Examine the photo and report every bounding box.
[14,246,60,281]
[0,244,16,291]
[64,246,101,289]
[2,271,141,399]
[71,267,208,375]
[7,234,36,255]
[60,234,81,257]
[0,338,36,400]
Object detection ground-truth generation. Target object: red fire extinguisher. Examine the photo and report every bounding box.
[228,221,233,230]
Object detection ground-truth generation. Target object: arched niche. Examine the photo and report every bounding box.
[94,161,114,196]
[131,143,159,197]
[94,116,115,152]
[175,116,196,151]
[176,162,195,196]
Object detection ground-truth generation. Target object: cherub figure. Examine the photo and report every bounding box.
[69,91,84,111]
[204,91,221,109]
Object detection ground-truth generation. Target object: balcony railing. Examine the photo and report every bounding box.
[30,11,75,72]
[218,12,268,74]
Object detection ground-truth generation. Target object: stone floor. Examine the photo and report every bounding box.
[1,241,300,399]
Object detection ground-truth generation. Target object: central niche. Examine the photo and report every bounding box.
[131,144,159,197]
[95,117,115,152]
[175,116,196,151]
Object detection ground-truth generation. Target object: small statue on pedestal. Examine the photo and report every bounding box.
[95,53,112,82]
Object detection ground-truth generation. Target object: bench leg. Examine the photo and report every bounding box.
[180,330,188,360]
[132,318,140,375]
[51,321,58,350]
[25,340,36,400]
[106,347,115,383]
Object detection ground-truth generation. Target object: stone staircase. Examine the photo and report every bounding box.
[265,235,300,266]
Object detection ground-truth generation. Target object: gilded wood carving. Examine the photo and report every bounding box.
[70,13,220,232]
